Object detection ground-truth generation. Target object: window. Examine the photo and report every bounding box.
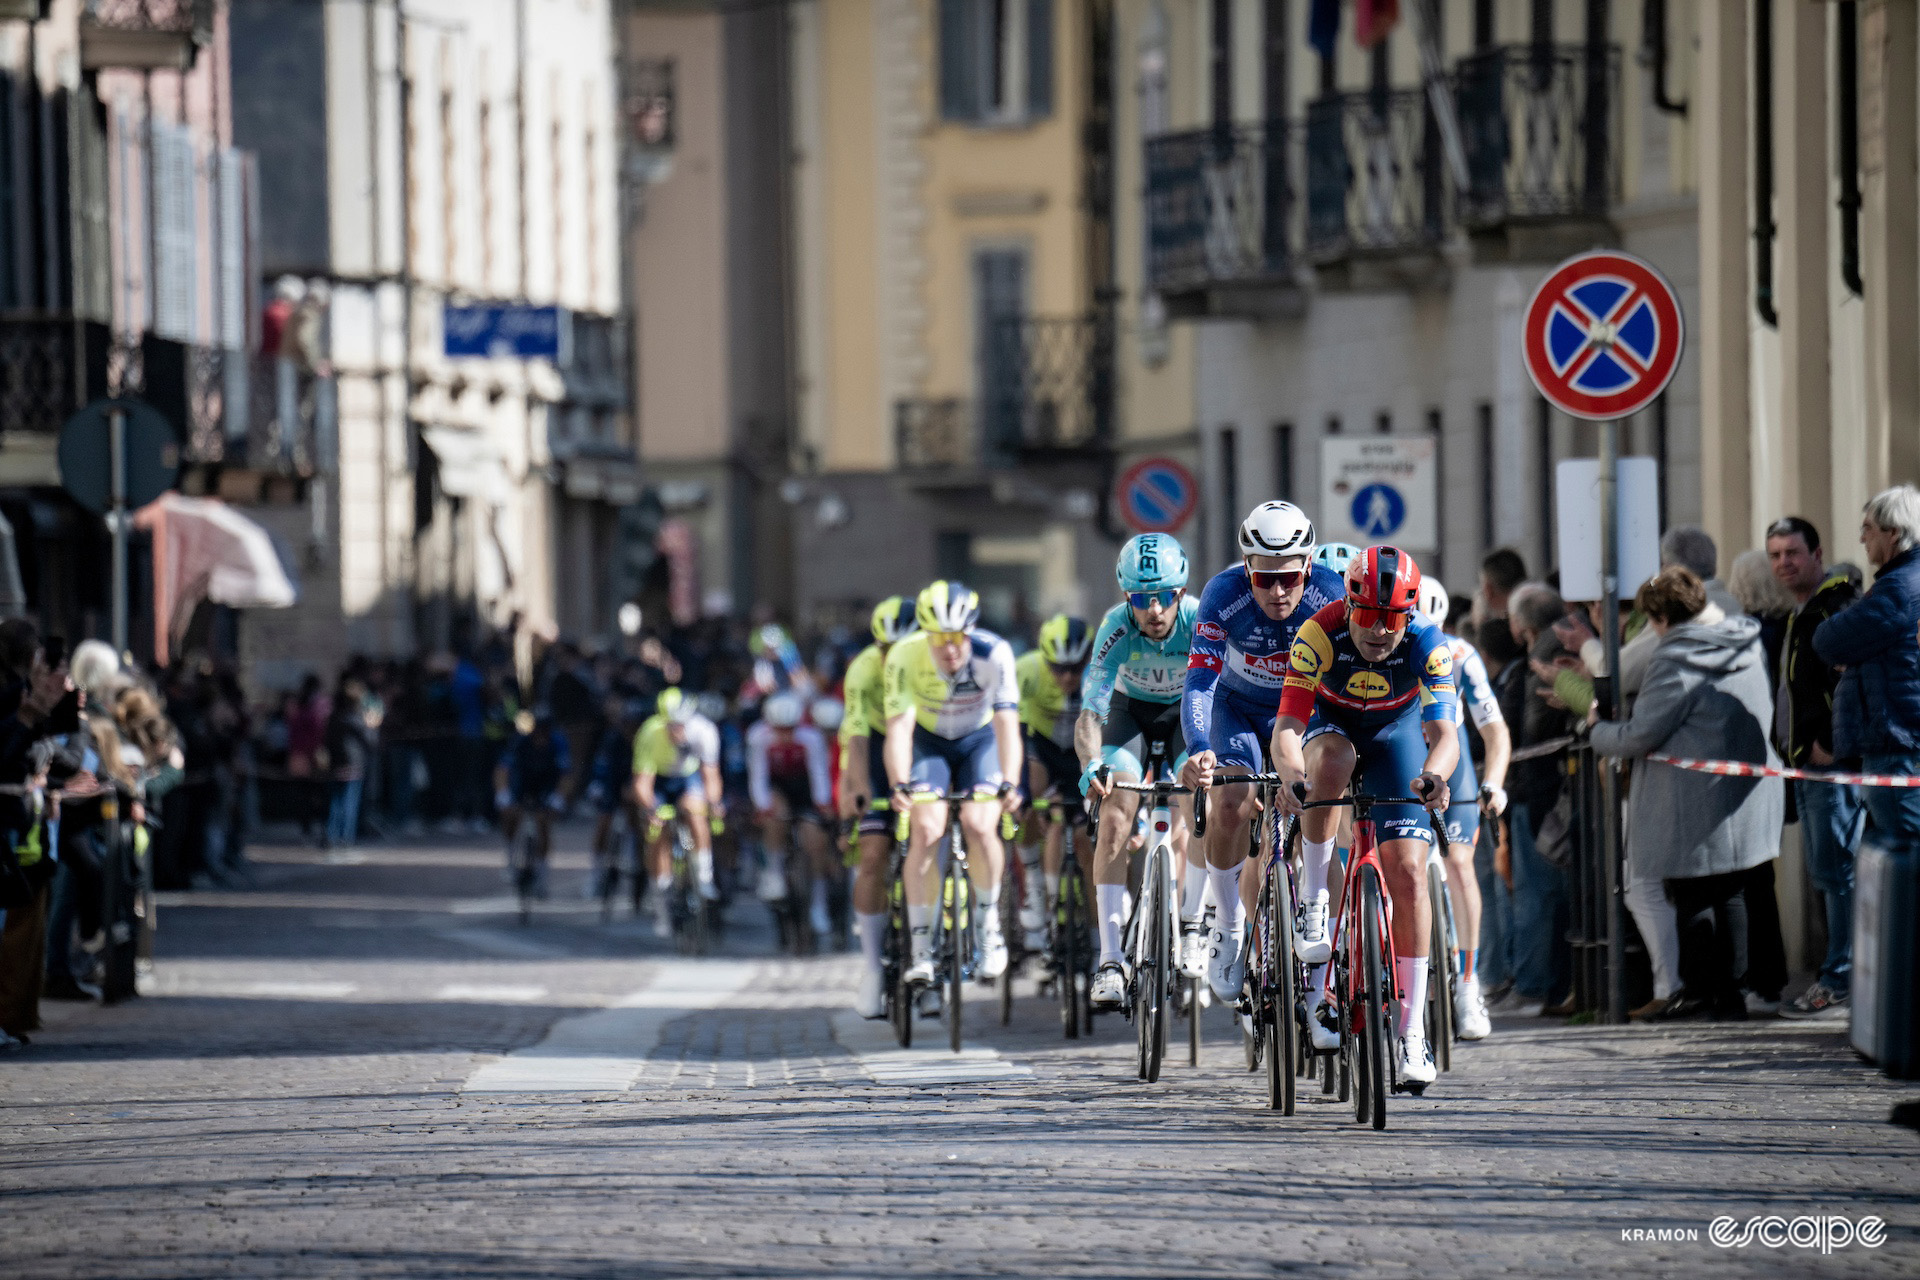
[1376,411,1392,435]
[939,0,1054,125]
[974,245,1029,453]
[479,100,494,287]
[1273,421,1294,502]
[1220,426,1239,563]
[1325,413,1341,435]
[1477,401,1494,553]
[441,88,456,284]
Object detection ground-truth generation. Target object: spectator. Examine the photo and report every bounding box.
[1605,526,1746,700]
[1729,548,1795,687]
[451,651,489,831]
[1494,582,1575,1016]
[1473,548,1529,665]
[284,674,329,843]
[325,676,373,849]
[1766,515,1861,1020]
[1815,485,1920,853]
[1589,566,1786,1020]
[0,626,74,1043]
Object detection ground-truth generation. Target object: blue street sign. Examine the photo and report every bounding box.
[443,303,572,361]
[1351,483,1406,538]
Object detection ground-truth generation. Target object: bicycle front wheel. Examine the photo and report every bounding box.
[946,858,968,1054]
[1360,865,1389,1131]
[1266,875,1298,1115]
[1426,856,1455,1073]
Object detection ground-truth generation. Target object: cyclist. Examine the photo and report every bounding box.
[748,690,835,937]
[1014,615,1092,952]
[1079,533,1200,1007]
[1273,545,1459,1086]
[632,687,724,938]
[1178,501,1347,1002]
[1416,578,1509,1042]
[840,597,916,1018]
[494,710,572,895]
[586,694,646,881]
[884,580,1023,984]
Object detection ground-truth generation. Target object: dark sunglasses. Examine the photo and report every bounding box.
[1127,589,1182,610]
[1350,604,1410,631]
[1247,567,1306,592]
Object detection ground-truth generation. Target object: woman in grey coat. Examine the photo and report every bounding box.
[1588,566,1786,1020]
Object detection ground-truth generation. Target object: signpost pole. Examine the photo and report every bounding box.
[1597,418,1625,1025]
[109,405,129,656]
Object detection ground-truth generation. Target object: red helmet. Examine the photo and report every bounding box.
[1345,546,1422,628]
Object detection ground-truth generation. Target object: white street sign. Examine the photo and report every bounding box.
[1555,457,1662,601]
[1320,437,1438,550]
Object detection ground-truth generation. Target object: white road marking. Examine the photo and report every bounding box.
[462,962,757,1094]
[164,980,362,1000]
[432,927,571,959]
[436,983,549,1002]
[829,1009,1033,1085]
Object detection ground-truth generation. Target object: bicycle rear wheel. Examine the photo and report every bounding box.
[1056,858,1083,1039]
[887,883,912,1049]
[1426,857,1455,1073]
[514,829,537,927]
[1360,866,1389,1131]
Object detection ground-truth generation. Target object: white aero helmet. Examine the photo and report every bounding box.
[810,696,845,732]
[1237,501,1316,561]
[1417,578,1450,627]
[763,690,805,728]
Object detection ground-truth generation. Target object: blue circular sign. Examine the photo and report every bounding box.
[1116,457,1198,534]
[1350,484,1406,538]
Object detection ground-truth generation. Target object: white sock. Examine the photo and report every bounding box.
[653,872,672,892]
[696,847,715,882]
[1096,883,1126,964]
[1397,956,1429,1040]
[907,904,933,960]
[1306,962,1329,1007]
[810,878,829,916]
[1206,863,1244,936]
[1302,836,1335,902]
[1180,860,1209,921]
[1043,871,1060,900]
[855,911,886,969]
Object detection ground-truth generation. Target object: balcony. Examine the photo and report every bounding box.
[895,397,973,471]
[981,314,1114,460]
[1145,125,1306,319]
[80,0,213,71]
[0,317,110,438]
[1304,88,1448,285]
[1455,44,1622,262]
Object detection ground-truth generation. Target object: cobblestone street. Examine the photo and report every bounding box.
[2,827,1915,1278]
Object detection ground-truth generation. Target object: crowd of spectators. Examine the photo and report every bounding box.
[1458,484,1920,1026]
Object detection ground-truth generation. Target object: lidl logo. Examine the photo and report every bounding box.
[1345,671,1391,701]
[1425,647,1453,679]
[1290,639,1322,676]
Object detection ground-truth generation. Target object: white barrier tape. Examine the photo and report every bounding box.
[1645,754,1920,789]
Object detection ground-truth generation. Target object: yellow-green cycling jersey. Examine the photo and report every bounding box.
[840,643,887,743]
[882,629,1019,740]
[631,712,720,779]
[1015,648,1079,747]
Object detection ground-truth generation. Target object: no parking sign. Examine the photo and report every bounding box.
[1522,250,1684,421]
[1115,457,1198,534]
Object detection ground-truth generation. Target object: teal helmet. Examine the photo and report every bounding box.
[1116,533,1189,593]
[1313,542,1362,575]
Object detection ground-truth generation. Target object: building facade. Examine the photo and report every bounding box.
[230,0,628,685]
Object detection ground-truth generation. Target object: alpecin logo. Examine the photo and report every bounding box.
[1706,1215,1886,1253]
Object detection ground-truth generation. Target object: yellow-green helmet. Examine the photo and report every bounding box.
[915,580,980,634]
[655,687,698,724]
[871,595,916,645]
[1036,614,1093,666]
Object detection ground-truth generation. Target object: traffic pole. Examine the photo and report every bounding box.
[109,404,129,657]
[1597,418,1626,1025]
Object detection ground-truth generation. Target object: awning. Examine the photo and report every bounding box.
[421,426,511,504]
[133,493,298,666]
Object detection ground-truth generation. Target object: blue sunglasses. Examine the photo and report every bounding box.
[1128,589,1181,609]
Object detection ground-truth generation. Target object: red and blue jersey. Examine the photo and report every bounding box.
[1276,600,1458,734]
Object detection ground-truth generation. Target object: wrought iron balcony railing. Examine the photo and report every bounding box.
[1304,88,1447,262]
[0,316,109,437]
[1455,44,1621,231]
[981,314,1114,458]
[1145,125,1300,299]
[895,397,974,471]
[80,0,213,71]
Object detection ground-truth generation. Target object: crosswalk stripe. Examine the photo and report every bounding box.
[829,1009,1033,1085]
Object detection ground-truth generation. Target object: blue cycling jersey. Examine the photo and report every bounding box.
[503,731,572,799]
[1083,596,1198,720]
[1182,562,1347,756]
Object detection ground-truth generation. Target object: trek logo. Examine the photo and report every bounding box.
[1345,671,1392,701]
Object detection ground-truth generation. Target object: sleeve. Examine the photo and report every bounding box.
[631,724,651,775]
[882,646,914,723]
[989,641,1020,712]
[1416,628,1457,723]
[1553,667,1595,718]
[1082,610,1128,721]
[1588,656,1697,759]
[1616,625,1661,697]
[1181,577,1229,755]
[1015,652,1046,734]
[1459,646,1503,727]
[746,721,771,811]
[1276,619,1330,724]
[801,726,832,808]
[691,719,720,765]
[1814,581,1914,668]
[840,651,874,742]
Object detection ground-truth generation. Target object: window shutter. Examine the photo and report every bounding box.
[939,0,981,122]
[1026,0,1054,120]
[151,121,198,343]
[216,149,246,351]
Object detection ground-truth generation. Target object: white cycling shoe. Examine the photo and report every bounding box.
[856,966,886,1019]
[1397,1032,1438,1086]
[1294,892,1332,965]
[1306,989,1341,1052]
[1206,922,1246,1004]
[1455,975,1492,1041]
[1180,921,1208,978]
[904,929,935,986]
[1091,961,1126,1007]
[977,911,1009,979]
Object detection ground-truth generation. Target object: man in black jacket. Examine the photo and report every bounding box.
[1496,583,1574,1014]
[1767,516,1861,1019]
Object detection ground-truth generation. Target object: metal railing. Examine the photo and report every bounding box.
[981,313,1114,456]
[894,397,973,470]
[83,0,211,38]
[1455,44,1621,230]
[0,316,107,437]
[1145,124,1300,295]
[1303,88,1447,261]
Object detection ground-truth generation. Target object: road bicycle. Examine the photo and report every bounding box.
[507,816,543,927]
[1209,772,1307,1114]
[1425,838,1459,1073]
[1037,797,1095,1040]
[895,788,992,1054]
[592,803,640,924]
[1106,763,1207,1084]
[648,803,711,956]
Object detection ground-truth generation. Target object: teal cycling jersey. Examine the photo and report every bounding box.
[1083,596,1199,719]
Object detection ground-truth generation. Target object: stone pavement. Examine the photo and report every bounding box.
[1,826,1915,1278]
